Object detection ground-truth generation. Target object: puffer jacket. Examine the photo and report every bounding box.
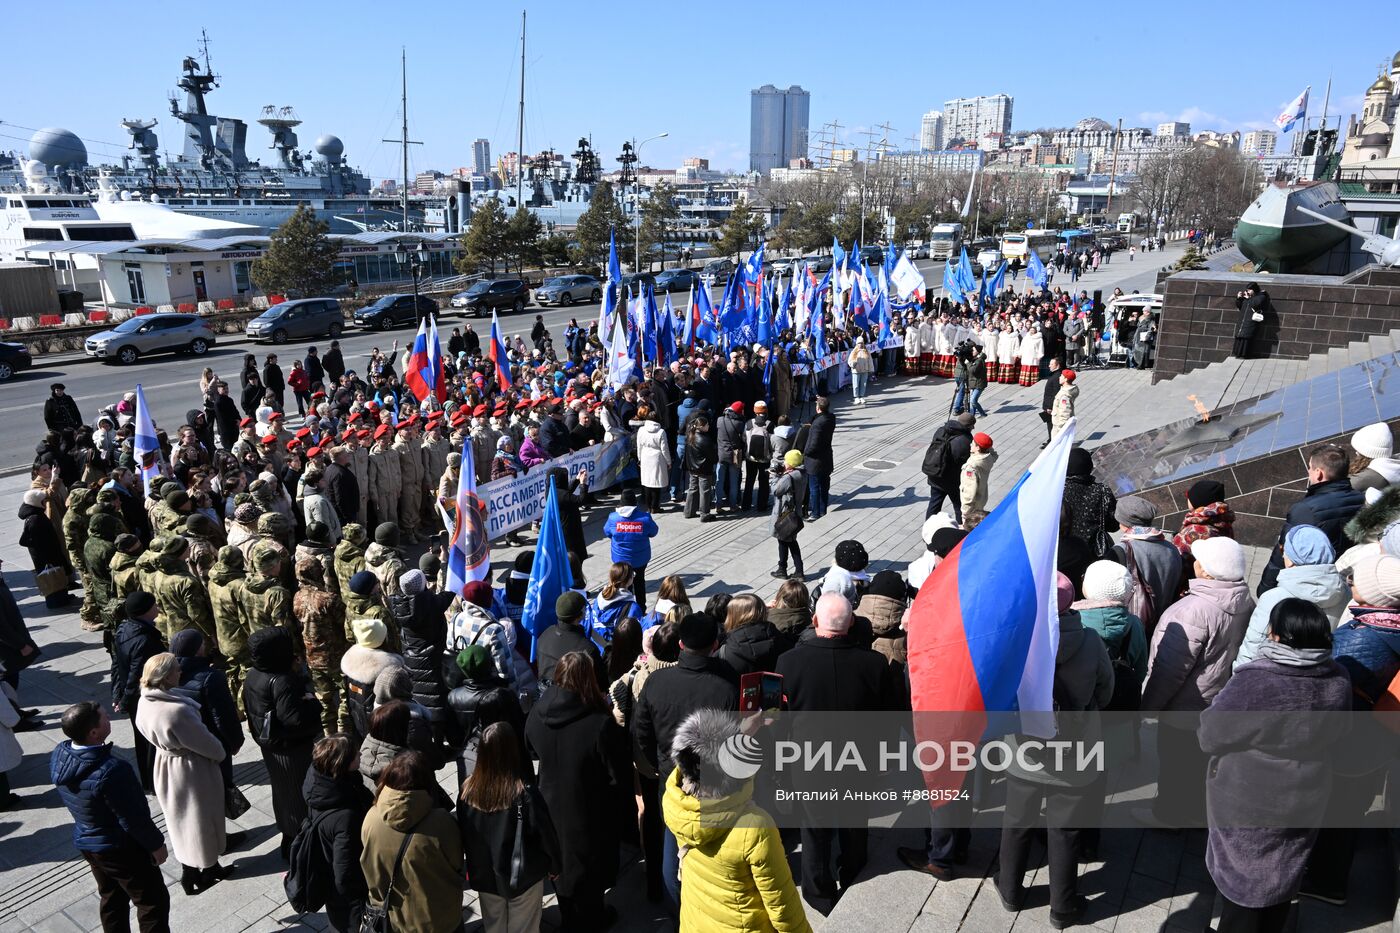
[50,741,164,853]
[718,622,785,677]
[586,591,643,652]
[340,644,407,739]
[1172,501,1236,558]
[1235,563,1350,671]
[242,628,321,752]
[302,765,372,903]
[389,590,453,721]
[1332,608,1400,708]
[716,409,747,464]
[364,543,406,599]
[1074,601,1149,699]
[662,769,811,933]
[450,602,518,689]
[359,734,404,787]
[859,593,907,670]
[1142,578,1254,712]
[1259,478,1365,594]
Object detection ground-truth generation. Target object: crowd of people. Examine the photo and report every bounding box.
[5,264,1393,933]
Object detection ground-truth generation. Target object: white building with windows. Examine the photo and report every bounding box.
[919,111,944,151]
[943,95,1013,145]
[1242,130,1277,156]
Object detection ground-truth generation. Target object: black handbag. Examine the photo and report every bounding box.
[507,797,528,894]
[774,508,804,541]
[224,785,251,820]
[360,819,421,933]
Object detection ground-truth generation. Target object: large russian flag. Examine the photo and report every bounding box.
[404,314,445,404]
[488,310,512,393]
[908,418,1076,799]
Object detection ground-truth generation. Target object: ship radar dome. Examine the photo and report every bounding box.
[28,128,87,169]
[314,135,344,161]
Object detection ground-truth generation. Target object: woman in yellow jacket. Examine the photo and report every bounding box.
[662,709,812,933]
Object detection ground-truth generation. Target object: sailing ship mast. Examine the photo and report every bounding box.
[381,48,420,231]
[516,10,526,213]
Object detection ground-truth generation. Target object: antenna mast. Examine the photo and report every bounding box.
[516,10,527,213]
[380,49,422,231]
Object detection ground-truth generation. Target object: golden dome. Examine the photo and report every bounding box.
[1371,72,1392,93]
[1393,50,1400,69]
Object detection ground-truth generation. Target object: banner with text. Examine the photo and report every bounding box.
[477,435,634,539]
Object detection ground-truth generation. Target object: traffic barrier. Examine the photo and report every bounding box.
[216,299,236,310]
[155,304,175,314]
[39,315,63,327]
[134,306,154,316]
[177,303,197,313]
[87,310,110,323]
[250,296,270,310]
[111,308,134,322]
[269,295,286,305]
[12,317,37,331]
[0,319,10,330]
[198,301,216,314]
[63,313,87,326]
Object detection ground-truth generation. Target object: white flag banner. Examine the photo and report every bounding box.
[891,252,926,301]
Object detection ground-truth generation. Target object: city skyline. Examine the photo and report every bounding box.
[0,0,1381,181]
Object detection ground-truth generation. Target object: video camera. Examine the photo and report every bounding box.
[954,340,979,363]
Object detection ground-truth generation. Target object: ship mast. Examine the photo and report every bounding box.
[516,10,526,214]
[381,48,421,231]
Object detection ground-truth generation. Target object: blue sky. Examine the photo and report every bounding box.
[0,0,1388,181]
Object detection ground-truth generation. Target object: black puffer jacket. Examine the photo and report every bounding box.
[716,409,747,464]
[389,590,454,722]
[718,621,787,676]
[243,627,322,751]
[302,764,373,901]
[175,655,244,758]
[111,618,166,712]
[1259,478,1366,594]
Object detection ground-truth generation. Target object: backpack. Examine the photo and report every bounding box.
[921,428,953,481]
[1119,540,1158,633]
[746,423,772,464]
[1101,628,1140,712]
[284,810,334,913]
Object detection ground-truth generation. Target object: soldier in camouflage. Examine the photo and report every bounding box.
[344,567,397,652]
[294,521,338,596]
[240,545,294,652]
[63,487,102,631]
[182,512,223,582]
[208,545,253,718]
[148,536,218,654]
[82,513,122,640]
[293,556,348,734]
[333,523,368,597]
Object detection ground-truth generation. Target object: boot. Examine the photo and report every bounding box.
[180,864,202,896]
[202,863,233,889]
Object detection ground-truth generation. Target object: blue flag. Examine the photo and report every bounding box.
[1027,250,1048,290]
[521,483,574,661]
[987,261,1006,300]
[775,276,793,335]
[831,236,846,272]
[884,243,899,277]
[719,270,746,334]
[658,293,676,366]
[756,279,773,346]
[943,260,965,305]
[957,247,976,293]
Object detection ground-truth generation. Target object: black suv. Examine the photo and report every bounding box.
[353,294,439,330]
[460,279,530,316]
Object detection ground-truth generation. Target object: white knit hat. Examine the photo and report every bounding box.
[1082,560,1132,604]
[1351,422,1393,460]
[1191,537,1246,583]
[351,617,387,649]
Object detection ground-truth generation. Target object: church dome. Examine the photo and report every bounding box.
[1370,72,1392,94]
[1393,49,1400,69]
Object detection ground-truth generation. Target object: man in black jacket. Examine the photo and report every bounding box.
[923,413,975,524]
[776,593,902,912]
[324,448,361,525]
[1258,443,1364,594]
[539,406,572,458]
[535,591,602,686]
[803,397,836,519]
[322,340,345,385]
[262,354,286,412]
[44,384,83,433]
[110,591,166,792]
[632,611,739,906]
[209,381,241,451]
[716,402,747,512]
[1040,357,1062,447]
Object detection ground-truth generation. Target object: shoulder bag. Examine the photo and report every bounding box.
[360,818,422,933]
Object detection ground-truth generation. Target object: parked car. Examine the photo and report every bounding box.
[457,279,530,317]
[0,341,33,381]
[535,275,601,307]
[809,256,834,274]
[700,258,734,285]
[654,269,700,294]
[859,245,884,266]
[353,293,439,330]
[85,313,216,365]
[908,244,929,260]
[768,259,795,277]
[619,273,656,295]
[245,298,344,344]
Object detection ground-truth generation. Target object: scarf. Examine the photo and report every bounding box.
[1348,606,1400,633]
[1257,640,1333,668]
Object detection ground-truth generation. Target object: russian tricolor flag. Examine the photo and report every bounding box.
[908,418,1076,799]
[443,443,490,594]
[488,310,512,393]
[404,314,446,404]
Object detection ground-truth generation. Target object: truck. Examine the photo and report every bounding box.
[929,222,964,260]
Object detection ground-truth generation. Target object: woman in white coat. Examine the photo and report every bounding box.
[135,652,232,895]
[996,326,1020,385]
[634,410,673,514]
[1018,327,1044,387]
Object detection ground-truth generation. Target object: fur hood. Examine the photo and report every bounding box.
[671,708,750,801]
[1346,483,1400,543]
[340,643,405,686]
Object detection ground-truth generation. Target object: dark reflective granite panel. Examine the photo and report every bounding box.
[1095,351,1400,496]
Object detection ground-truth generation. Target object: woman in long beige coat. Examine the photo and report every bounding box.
[135,653,232,895]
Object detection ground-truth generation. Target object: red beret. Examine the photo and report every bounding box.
[471,404,486,417]
[239,417,253,428]
[260,435,277,446]
[1061,369,1077,382]
[427,411,443,421]
[356,429,372,439]
[374,425,389,439]
[974,432,993,448]
[306,446,322,458]
[515,399,530,410]
[268,411,283,420]
[729,401,744,412]
[311,391,326,399]
[295,428,312,440]
[340,430,355,442]
[285,439,301,451]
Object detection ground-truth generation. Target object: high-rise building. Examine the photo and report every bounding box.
[1242,129,1277,155]
[750,84,810,174]
[1156,121,1191,139]
[472,138,491,176]
[919,111,944,151]
[942,95,1013,145]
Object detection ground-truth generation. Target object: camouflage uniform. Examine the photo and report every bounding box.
[155,489,193,537]
[421,432,451,502]
[82,514,121,636]
[135,546,165,597]
[109,542,143,606]
[333,524,368,596]
[343,587,398,653]
[367,441,400,531]
[295,541,337,597]
[208,546,253,717]
[250,512,295,589]
[63,488,101,629]
[394,431,426,544]
[182,513,223,583]
[293,557,348,733]
[364,541,406,600]
[350,444,371,531]
[148,539,218,651]
[240,545,294,652]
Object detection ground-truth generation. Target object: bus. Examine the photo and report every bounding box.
[1059,228,1097,254]
[999,229,1059,265]
[929,222,964,260]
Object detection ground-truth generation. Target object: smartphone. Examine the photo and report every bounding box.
[739,672,783,713]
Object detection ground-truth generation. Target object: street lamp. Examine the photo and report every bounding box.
[394,240,429,321]
[632,132,668,274]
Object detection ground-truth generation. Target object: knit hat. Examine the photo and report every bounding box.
[305,521,331,545]
[161,535,190,556]
[921,513,955,546]
[373,666,411,703]
[555,590,587,622]
[834,540,869,572]
[866,570,906,601]
[170,628,203,658]
[1352,422,1394,460]
[1284,524,1335,566]
[956,412,976,427]
[1082,560,1132,604]
[462,580,493,609]
[374,522,400,547]
[1114,495,1157,527]
[399,569,426,596]
[351,617,387,649]
[930,527,967,557]
[163,489,190,509]
[1350,552,1400,607]
[348,570,378,596]
[258,512,290,536]
[419,552,442,580]
[115,533,141,554]
[1067,447,1094,477]
[455,645,493,681]
[185,513,217,537]
[1191,537,1246,583]
[1186,479,1226,508]
[1056,572,1075,612]
[124,591,156,618]
[973,432,993,449]
[233,502,261,524]
[343,523,367,546]
[784,450,803,468]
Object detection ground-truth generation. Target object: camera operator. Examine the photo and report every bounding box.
[952,341,989,418]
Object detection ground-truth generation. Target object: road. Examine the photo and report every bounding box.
[0,248,1182,475]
